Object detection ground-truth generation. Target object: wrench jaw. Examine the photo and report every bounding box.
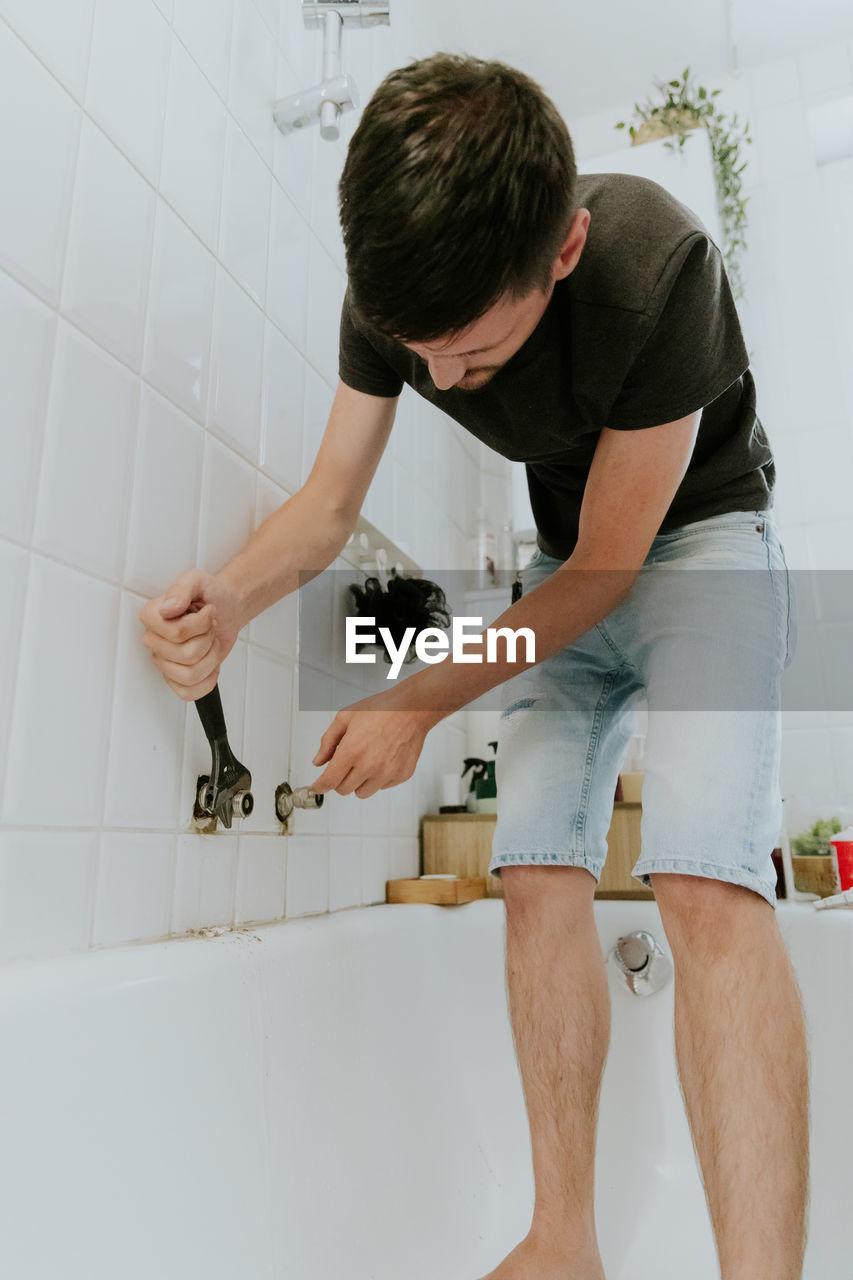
[194,741,254,831]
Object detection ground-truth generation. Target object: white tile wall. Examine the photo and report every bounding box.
[0,3,508,966]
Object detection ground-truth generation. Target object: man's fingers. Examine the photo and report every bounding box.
[165,669,220,702]
[142,630,215,666]
[312,720,348,767]
[158,570,208,619]
[153,649,221,688]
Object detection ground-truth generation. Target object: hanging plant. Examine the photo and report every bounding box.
[615,67,753,301]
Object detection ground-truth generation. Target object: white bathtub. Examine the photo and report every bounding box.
[0,899,850,1280]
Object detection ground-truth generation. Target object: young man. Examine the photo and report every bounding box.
[140,55,808,1280]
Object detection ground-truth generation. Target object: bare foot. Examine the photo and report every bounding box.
[477,1231,606,1280]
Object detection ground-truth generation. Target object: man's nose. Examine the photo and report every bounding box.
[427,355,466,390]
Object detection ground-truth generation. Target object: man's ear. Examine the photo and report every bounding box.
[553,207,591,282]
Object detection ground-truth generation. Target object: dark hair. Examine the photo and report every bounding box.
[348,575,451,665]
[338,53,578,343]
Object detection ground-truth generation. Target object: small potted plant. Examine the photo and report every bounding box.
[615,67,752,301]
[790,816,843,897]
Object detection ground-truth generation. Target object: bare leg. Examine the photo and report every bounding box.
[651,874,810,1280]
[478,866,609,1280]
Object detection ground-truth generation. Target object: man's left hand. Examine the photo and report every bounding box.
[310,688,439,799]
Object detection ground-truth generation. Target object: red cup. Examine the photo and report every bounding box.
[830,840,853,891]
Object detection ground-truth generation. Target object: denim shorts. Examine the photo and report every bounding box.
[489,510,797,907]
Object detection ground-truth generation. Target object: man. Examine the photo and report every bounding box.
[140,55,808,1280]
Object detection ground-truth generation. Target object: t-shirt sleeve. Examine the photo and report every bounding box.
[338,288,405,398]
[605,233,749,430]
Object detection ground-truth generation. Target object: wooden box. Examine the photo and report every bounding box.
[420,804,652,900]
[386,876,486,905]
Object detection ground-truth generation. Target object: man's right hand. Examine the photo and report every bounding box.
[138,570,244,702]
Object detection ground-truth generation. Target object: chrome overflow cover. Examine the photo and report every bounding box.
[609,930,672,996]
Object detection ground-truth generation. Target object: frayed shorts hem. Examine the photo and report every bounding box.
[488,851,602,880]
[631,857,778,909]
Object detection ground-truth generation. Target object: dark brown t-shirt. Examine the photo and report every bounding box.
[338,171,775,559]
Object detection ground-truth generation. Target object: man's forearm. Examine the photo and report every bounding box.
[217,485,355,628]
[386,561,637,722]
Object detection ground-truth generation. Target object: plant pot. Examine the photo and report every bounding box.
[631,111,703,146]
[790,854,840,898]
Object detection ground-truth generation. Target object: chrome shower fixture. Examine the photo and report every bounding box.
[274,1,390,143]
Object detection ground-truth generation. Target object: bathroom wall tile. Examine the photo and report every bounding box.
[750,58,801,110]
[103,590,186,830]
[388,835,418,881]
[0,271,57,543]
[0,23,81,305]
[3,556,119,826]
[144,200,216,424]
[266,181,310,353]
[306,234,344,386]
[125,386,204,598]
[248,475,299,659]
[277,0,314,88]
[235,833,286,922]
[92,833,175,946]
[797,43,853,101]
[207,267,264,460]
[310,130,345,271]
[0,0,95,102]
[361,782,391,842]
[35,325,138,578]
[160,36,227,253]
[242,646,292,834]
[753,101,813,183]
[61,119,156,371]
[197,434,256,575]
[173,0,234,102]
[228,0,277,168]
[301,362,334,486]
[33,323,139,582]
[0,540,29,800]
[329,836,362,911]
[260,320,305,492]
[218,118,271,306]
[252,0,279,41]
[273,56,315,220]
[285,834,329,917]
[361,835,390,906]
[86,0,171,185]
[172,832,238,932]
[0,832,98,964]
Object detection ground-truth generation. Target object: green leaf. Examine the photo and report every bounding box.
[669,79,680,88]
[615,121,625,128]
[698,85,707,99]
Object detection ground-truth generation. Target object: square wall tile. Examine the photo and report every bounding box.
[260,321,304,493]
[285,834,329,917]
[750,58,801,110]
[0,270,57,543]
[0,831,98,964]
[0,23,81,305]
[0,540,29,798]
[92,832,175,946]
[310,130,345,271]
[329,836,362,910]
[235,833,286,922]
[0,0,95,102]
[266,182,310,353]
[61,118,156,371]
[126,386,204,598]
[361,836,390,906]
[86,0,171,184]
[249,475,299,659]
[173,0,234,101]
[197,434,256,574]
[103,590,186,830]
[306,234,344,386]
[144,199,216,424]
[242,646,292,834]
[797,43,853,100]
[207,266,264,461]
[173,832,238,931]
[218,117,271,306]
[160,36,227,252]
[228,0,277,167]
[3,556,119,826]
[34,323,139,582]
[273,56,314,220]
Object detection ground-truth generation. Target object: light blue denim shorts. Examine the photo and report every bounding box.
[489,510,797,907]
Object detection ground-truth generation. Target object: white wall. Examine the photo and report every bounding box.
[569,39,853,841]
[0,0,505,964]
